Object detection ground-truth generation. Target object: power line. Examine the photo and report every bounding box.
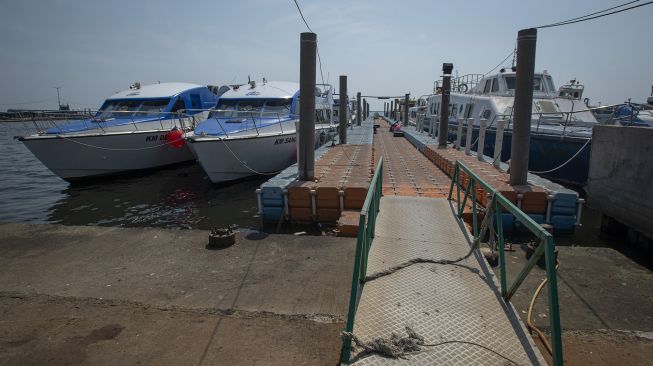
[292,0,326,86]
[292,0,313,33]
[483,50,515,76]
[536,0,653,29]
[540,0,639,27]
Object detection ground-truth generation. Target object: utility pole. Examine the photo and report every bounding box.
[356,92,362,126]
[298,32,317,181]
[339,75,347,144]
[403,93,410,126]
[54,86,62,108]
[510,28,537,185]
[438,63,453,148]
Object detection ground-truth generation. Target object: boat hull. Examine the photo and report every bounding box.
[20,130,195,181]
[445,125,591,186]
[189,127,333,183]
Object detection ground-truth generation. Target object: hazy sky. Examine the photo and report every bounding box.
[1,0,651,111]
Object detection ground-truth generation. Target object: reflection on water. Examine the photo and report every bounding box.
[0,122,262,230]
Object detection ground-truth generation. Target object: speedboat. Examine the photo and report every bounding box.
[187,79,336,183]
[19,82,218,181]
[423,70,598,186]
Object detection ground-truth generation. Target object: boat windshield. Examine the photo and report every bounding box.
[97,98,170,119]
[210,98,291,118]
[503,75,552,92]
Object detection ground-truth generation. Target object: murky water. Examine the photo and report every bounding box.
[0,122,263,230]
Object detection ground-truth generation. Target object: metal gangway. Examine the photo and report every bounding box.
[340,158,562,365]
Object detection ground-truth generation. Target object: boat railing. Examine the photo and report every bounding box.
[27,110,201,135]
[193,109,295,138]
[435,74,484,93]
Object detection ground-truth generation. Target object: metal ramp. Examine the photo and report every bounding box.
[348,196,546,365]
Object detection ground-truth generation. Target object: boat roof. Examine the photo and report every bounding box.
[107,82,206,100]
[221,81,299,99]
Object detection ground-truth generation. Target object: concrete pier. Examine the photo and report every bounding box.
[0,223,355,365]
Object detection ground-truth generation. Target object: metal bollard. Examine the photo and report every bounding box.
[465,118,473,155]
[493,118,506,169]
[478,118,487,161]
[455,118,464,150]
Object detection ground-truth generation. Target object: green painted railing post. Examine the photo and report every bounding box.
[545,236,564,366]
[342,217,366,363]
[449,160,563,364]
[495,199,507,296]
[456,168,461,214]
[471,179,478,238]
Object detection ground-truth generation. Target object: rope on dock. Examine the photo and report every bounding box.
[342,327,523,365]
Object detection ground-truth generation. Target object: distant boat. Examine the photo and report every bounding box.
[424,70,597,186]
[187,80,336,183]
[19,82,218,181]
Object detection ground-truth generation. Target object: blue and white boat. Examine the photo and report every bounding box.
[19,82,218,181]
[187,80,336,183]
[423,70,597,186]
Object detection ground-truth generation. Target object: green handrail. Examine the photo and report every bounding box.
[448,160,563,366]
[341,156,384,363]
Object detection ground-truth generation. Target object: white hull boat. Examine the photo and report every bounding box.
[19,82,218,181]
[188,80,336,183]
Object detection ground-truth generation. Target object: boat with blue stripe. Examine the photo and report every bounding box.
[19,82,218,181]
[188,79,336,183]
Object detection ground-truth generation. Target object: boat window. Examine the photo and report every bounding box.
[238,99,264,112]
[545,76,555,93]
[504,76,516,90]
[491,78,499,92]
[483,80,492,93]
[97,99,170,118]
[171,98,186,113]
[190,94,201,109]
[139,99,170,116]
[533,76,543,92]
[262,99,291,116]
[210,99,264,118]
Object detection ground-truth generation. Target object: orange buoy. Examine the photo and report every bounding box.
[166,128,185,148]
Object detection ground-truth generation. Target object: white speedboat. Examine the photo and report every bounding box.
[187,80,336,183]
[424,70,599,185]
[19,82,218,181]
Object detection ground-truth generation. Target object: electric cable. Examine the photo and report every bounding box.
[535,0,653,29]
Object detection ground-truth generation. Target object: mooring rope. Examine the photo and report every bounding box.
[528,137,591,174]
[342,326,523,365]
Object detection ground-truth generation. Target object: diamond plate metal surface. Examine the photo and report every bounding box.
[350,196,545,365]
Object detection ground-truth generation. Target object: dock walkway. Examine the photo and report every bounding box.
[349,196,545,364]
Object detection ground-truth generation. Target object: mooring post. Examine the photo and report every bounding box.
[510,28,537,185]
[465,118,473,155]
[438,63,453,148]
[362,98,367,121]
[339,75,347,144]
[493,118,506,168]
[298,32,316,181]
[455,118,464,150]
[403,93,409,126]
[356,92,362,126]
[478,118,487,161]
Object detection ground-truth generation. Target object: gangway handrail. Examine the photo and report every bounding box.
[448,160,563,366]
[341,156,383,363]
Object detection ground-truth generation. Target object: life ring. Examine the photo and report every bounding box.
[458,83,468,93]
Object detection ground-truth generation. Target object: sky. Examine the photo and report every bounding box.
[1,0,652,111]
